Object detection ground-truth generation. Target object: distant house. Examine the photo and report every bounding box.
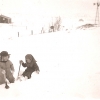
[0,15,11,24]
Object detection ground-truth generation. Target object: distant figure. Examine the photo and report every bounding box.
[41,27,45,33]
[49,26,54,32]
[0,51,15,85]
[19,54,40,80]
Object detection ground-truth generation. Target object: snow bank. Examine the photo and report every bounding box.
[0,26,100,99]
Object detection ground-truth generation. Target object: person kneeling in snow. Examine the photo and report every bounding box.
[19,54,40,80]
[0,51,15,85]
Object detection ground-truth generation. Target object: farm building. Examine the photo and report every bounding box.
[0,15,12,24]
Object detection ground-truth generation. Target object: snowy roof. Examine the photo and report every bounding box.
[0,14,11,19]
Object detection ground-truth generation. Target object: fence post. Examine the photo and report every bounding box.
[26,26,27,30]
[31,30,33,35]
[18,32,19,37]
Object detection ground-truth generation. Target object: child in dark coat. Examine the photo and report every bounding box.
[19,54,40,80]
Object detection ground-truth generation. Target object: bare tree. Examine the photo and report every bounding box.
[54,16,62,31]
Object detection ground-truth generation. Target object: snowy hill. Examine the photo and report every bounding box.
[0,26,100,100]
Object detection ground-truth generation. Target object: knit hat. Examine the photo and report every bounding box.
[0,51,10,56]
[25,54,33,61]
[25,54,37,62]
[25,54,37,67]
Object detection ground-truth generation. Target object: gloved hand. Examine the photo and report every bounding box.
[19,60,24,65]
[36,70,40,74]
[12,71,14,75]
[2,70,6,74]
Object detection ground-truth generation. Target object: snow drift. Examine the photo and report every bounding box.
[0,25,100,100]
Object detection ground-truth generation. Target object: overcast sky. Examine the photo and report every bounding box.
[0,0,98,19]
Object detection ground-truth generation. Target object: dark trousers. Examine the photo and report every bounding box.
[6,74,15,83]
[22,68,35,79]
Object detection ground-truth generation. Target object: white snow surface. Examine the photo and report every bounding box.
[0,27,100,100]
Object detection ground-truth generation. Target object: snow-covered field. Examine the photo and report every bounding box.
[0,25,100,100]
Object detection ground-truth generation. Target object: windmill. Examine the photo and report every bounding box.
[94,0,100,26]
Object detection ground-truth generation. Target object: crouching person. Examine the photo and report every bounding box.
[19,54,40,80]
[0,51,15,85]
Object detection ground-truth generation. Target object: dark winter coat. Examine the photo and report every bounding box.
[22,54,40,79]
[0,60,15,84]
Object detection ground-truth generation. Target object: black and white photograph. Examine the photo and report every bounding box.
[0,0,100,100]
